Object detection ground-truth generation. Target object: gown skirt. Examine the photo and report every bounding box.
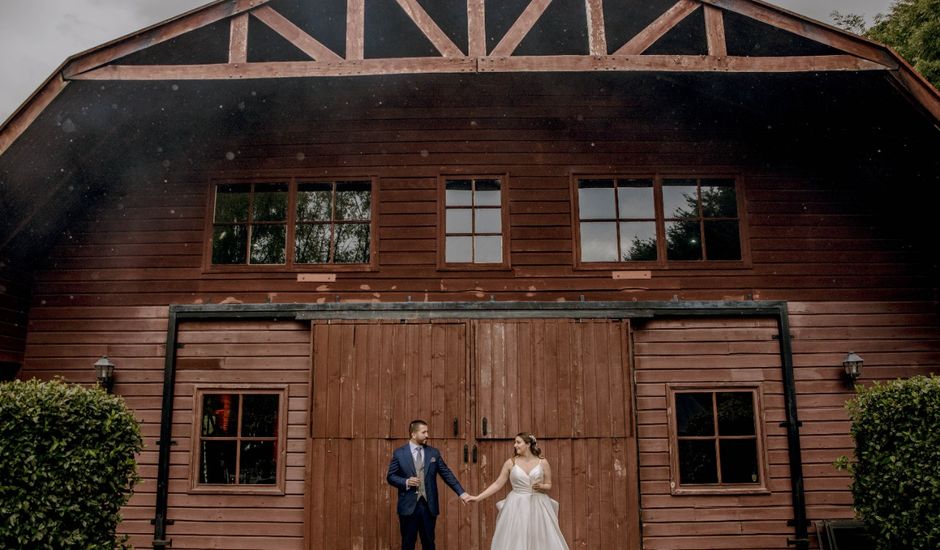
[490,463,570,550]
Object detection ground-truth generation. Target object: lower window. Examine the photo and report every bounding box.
[669,386,768,494]
[192,387,287,493]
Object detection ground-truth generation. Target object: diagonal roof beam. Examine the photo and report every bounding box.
[615,0,701,56]
[63,0,270,78]
[585,0,608,56]
[395,0,463,57]
[252,6,343,62]
[491,0,553,57]
[700,0,897,68]
[229,13,249,63]
[704,5,727,56]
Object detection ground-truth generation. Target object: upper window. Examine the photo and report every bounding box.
[669,387,767,494]
[208,178,374,269]
[441,177,508,266]
[192,388,287,493]
[575,176,743,265]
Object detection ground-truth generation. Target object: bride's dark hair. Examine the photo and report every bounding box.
[514,432,542,458]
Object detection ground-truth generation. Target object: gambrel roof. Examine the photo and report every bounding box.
[1,0,938,156]
[1,0,939,259]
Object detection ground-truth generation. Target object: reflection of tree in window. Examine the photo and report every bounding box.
[212,183,287,265]
[674,390,760,487]
[664,179,740,261]
[211,179,372,266]
[577,178,656,262]
[296,181,371,264]
[198,392,280,486]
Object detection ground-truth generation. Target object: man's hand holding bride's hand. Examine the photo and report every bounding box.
[460,493,476,504]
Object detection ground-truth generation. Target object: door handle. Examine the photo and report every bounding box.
[453,417,459,437]
[463,444,469,463]
[472,445,478,464]
[482,416,488,436]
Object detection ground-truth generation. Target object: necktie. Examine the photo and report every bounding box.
[415,446,426,499]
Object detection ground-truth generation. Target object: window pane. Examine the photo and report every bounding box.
[663,180,699,219]
[250,225,286,264]
[675,393,714,436]
[239,441,278,485]
[446,180,473,206]
[474,236,502,263]
[335,181,371,221]
[617,179,654,219]
[475,179,501,206]
[212,225,248,264]
[579,222,618,262]
[700,180,737,217]
[719,439,760,483]
[678,440,718,484]
[446,236,472,263]
[578,180,616,220]
[297,183,333,222]
[717,392,755,436]
[252,183,288,222]
[446,208,473,234]
[475,208,502,234]
[704,221,741,261]
[666,221,703,261]
[619,222,657,261]
[295,224,330,264]
[199,440,237,484]
[214,184,250,223]
[242,394,279,437]
[202,394,240,437]
[334,223,370,264]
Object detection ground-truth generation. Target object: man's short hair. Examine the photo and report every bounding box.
[409,419,428,435]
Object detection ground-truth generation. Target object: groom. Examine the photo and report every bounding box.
[387,419,471,550]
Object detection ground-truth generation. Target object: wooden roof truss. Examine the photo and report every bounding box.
[1,0,938,156]
[63,0,901,79]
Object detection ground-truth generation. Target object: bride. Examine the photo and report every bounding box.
[468,432,570,550]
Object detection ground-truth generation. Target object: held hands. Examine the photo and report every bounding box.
[460,493,477,505]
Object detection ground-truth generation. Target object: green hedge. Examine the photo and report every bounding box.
[839,375,940,550]
[0,379,143,549]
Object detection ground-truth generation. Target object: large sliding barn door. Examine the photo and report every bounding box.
[306,319,639,549]
[307,321,471,549]
[473,319,640,549]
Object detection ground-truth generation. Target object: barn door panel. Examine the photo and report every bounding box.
[474,319,631,439]
[311,322,467,439]
[471,319,639,550]
[308,321,471,550]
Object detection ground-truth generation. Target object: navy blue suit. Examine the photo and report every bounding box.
[387,443,464,549]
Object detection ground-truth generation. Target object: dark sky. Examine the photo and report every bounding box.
[0,0,894,122]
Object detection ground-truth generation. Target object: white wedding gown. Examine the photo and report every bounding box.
[491,461,570,550]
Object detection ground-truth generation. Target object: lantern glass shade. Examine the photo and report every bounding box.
[842,352,863,382]
[95,356,115,390]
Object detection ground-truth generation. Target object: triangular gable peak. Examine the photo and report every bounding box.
[1,0,938,156]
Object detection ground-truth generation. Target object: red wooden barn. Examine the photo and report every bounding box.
[1,0,939,548]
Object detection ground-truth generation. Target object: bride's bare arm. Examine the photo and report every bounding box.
[470,459,513,502]
[533,459,553,493]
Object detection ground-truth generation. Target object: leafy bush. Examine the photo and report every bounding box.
[839,376,940,550]
[0,379,143,549]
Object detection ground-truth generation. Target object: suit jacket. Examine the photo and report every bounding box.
[387,443,464,516]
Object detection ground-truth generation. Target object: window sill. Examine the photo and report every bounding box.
[671,485,771,496]
[202,264,378,275]
[188,485,285,496]
[437,264,513,272]
[573,260,752,271]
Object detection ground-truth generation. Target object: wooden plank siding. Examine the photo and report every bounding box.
[12,83,939,549]
[0,263,30,366]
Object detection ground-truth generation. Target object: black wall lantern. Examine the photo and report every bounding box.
[95,355,116,393]
[842,352,864,386]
